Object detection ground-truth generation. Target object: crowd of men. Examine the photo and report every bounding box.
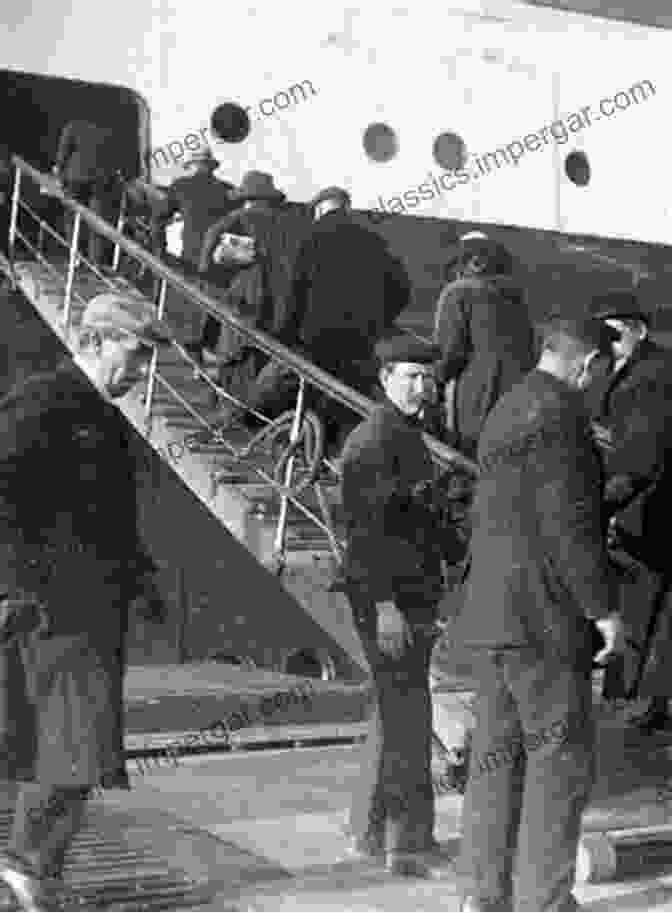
[0,119,670,910]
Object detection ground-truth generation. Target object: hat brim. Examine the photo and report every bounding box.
[231,189,286,202]
[593,309,650,325]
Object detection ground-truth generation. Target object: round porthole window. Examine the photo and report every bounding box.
[210,103,251,143]
[433,131,467,171]
[565,150,590,187]
[363,122,398,163]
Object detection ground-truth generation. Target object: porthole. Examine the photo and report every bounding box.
[363,122,398,163]
[210,103,251,144]
[565,150,590,187]
[433,131,467,171]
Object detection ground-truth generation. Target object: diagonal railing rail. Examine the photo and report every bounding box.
[7,154,478,570]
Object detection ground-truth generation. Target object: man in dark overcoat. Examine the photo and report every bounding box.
[191,171,308,417]
[152,146,235,272]
[433,236,536,458]
[0,292,171,909]
[340,335,450,880]
[53,120,124,267]
[245,186,410,445]
[453,317,625,912]
[588,290,672,731]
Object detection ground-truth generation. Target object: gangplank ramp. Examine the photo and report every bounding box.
[3,155,477,692]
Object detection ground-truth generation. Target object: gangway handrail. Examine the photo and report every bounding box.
[9,154,478,478]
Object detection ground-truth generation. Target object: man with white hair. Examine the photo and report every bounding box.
[0,292,171,910]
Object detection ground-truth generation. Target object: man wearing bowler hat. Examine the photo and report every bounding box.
[589,289,672,731]
[453,316,624,911]
[0,292,171,909]
[340,334,451,879]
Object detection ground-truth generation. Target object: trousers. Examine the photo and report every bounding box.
[458,642,595,910]
[349,614,436,854]
[63,177,120,266]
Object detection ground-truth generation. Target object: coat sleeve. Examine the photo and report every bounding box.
[198,211,240,272]
[534,411,614,621]
[604,373,672,483]
[341,428,427,602]
[434,283,471,383]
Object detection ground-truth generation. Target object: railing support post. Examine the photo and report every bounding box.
[273,375,306,562]
[7,163,22,286]
[62,210,81,337]
[112,187,127,274]
[144,277,167,436]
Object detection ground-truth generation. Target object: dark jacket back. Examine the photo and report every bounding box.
[284,210,410,361]
[434,274,536,454]
[156,172,236,267]
[454,370,613,655]
[200,203,309,332]
[55,120,119,184]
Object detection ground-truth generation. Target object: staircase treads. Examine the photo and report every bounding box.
[0,809,202,910]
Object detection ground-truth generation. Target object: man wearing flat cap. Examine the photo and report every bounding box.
[589,290,672,731]
[434,235,536,457]
[340,334,451,879]
[0,293,172,909]
[453,317,625,912]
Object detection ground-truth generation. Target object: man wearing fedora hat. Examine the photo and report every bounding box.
[152,146,235,271]
[194,171,309,407]
[589,289,672,731]
[0,292,172,909]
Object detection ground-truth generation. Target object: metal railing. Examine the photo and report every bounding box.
[7,154,478,570]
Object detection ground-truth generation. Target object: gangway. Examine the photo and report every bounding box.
[1,155,478,696]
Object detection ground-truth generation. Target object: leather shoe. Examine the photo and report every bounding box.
[385,850,447,879]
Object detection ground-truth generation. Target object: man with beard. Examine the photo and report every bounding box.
[434,236,536,458]
[0,292,171,910]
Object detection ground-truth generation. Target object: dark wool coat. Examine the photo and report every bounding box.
[453,370,614,657]
[0,361,155,787]
[281,209,411,367]
[340,400,444,625]
[433,275,536,456]
[153,172,236,267]
[55,120,119,184]
[199,203,310,336]
[588,339,672,697]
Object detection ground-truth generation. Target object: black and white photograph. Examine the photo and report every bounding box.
[0,1,670,909]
